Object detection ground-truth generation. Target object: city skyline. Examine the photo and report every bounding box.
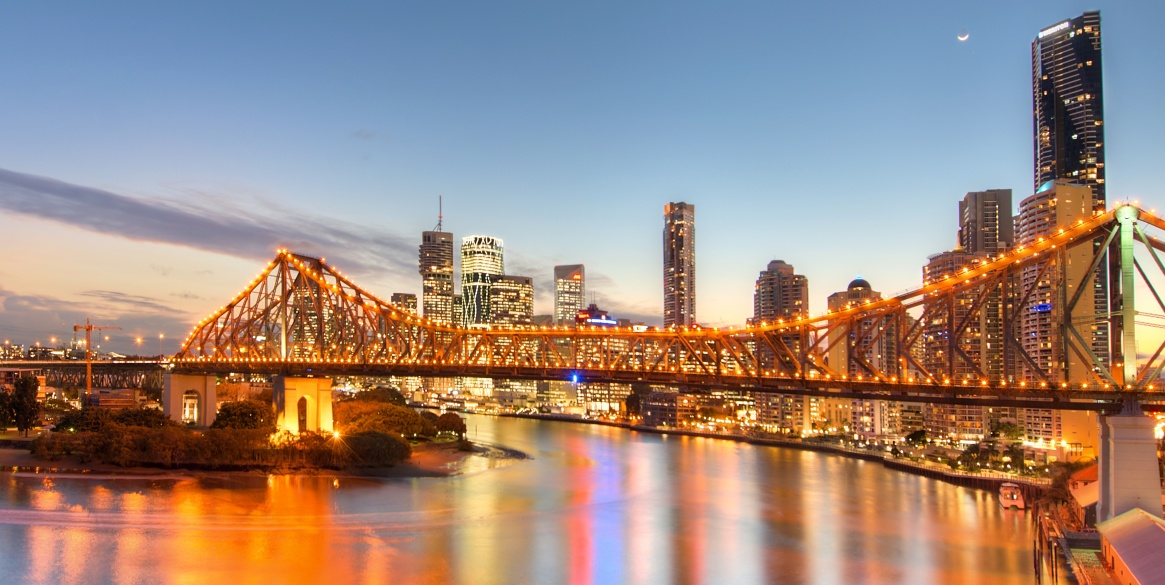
[1,2,1163,354]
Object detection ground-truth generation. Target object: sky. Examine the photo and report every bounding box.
[1,1,1164,356]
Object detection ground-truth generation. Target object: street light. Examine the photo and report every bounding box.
[158,333,165,358]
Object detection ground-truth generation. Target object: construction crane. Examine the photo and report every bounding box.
[73,318,121,403]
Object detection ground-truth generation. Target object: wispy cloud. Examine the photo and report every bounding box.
[0,167,665,331]
[351,129,376,140]
[0,287,192,351]
[0,167,417,282]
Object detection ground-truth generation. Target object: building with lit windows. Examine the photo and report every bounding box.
[751,260,811,433]
[1034,11,1105,210]
[960,189,1014,258]
[490,275,534,325]
[663,202,696,327]
[390,293,417,315]
[461,235,504,326]
[419,231,454,324]
[922,249,989,444]
[1015,180,1101,456]
[554,264,585,326]
[827,278,900,439]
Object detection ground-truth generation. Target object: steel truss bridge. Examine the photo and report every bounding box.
[0,360,164,391]
[168,205,1165,411]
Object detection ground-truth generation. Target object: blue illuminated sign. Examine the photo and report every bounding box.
[1032,303,1052,313]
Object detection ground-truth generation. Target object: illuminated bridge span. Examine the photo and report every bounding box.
[174,205,1165,410]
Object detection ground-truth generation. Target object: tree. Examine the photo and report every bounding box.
[54,407,114,433]
[114,408,178,428]
[991,421,1024,440]
[905,429,927,446]
[436,412,467,439]
[351,386,407,406]
[344,431,412,466]
[12,374,41,437]
[211,400,275,431]
[624,392,642,417]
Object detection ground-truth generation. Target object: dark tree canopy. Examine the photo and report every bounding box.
[436,412,467,439]
[211,400,275,430]
[347,386,408,406]
[905,429,927,446]
[12,374,42,436]
[113,408,178,429]
[335,402,434,438]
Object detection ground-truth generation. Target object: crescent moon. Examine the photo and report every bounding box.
[957,33,970,42]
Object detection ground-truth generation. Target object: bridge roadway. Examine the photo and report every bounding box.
[1,359,165,391]
[7,356,1161,411]
[164,356,1164,412]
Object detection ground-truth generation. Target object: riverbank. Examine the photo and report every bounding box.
[0,439,486,480]
[501,412,1051,496]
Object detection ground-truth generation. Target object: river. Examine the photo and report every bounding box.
[0,414,1058,584]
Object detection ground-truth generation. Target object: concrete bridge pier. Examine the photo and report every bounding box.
[162,373,218,427]
[1098,401,1162,522]
[273,376,333,434]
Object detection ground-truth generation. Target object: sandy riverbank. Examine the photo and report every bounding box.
[0,440,493,480]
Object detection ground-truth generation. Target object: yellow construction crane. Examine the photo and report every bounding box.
[73,318,121,402]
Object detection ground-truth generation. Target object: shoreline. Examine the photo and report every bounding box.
[499,412,1050,498]
[0,439,494,481]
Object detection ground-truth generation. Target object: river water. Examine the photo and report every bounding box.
[0,415,1055,584]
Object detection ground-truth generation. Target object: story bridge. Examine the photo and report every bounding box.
[170,205,1165,414]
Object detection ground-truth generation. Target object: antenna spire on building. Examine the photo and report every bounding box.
[434,195,444,232]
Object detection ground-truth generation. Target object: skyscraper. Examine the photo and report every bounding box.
[1033,11,1104,209]
[752,260,810,434]
[491,275,534,325]
[753,260,807,323]
[461,235,504,325]
[419,231,454,324]
[663,202,696,327]
[958,189,1013,257]
[390,293,418,315]
[553,264,586,326]
[827,279,900,440]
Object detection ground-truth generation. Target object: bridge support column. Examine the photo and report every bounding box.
[162,373,218,427]
[1098,403,1162,522]
[273,376,333,434]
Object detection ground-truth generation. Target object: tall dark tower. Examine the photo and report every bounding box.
[663,202,696,327]
[1033,11,1104,209]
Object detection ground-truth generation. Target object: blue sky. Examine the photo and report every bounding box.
[2,1,1163,354]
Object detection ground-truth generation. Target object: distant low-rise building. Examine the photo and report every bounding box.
[641,391,697,428]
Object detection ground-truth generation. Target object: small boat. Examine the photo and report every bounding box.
[999,482,1025,510]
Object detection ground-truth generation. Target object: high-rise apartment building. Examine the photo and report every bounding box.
[419,231,454,324]
[753,260,808,323]
[1015,180,1100,452]
[554,265,586,326]
[922,249,989,444]
[490,275,534,325]
[752,260,810,434]
[461,235,505,326]
[959,189,1014,257]
[827,278,900,439]
[1033,11,1105,209]
[663,202,696,327]
[390,293,418,315]
[1016,180,1099,382]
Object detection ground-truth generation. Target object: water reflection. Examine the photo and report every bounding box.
[1,415,1054,584]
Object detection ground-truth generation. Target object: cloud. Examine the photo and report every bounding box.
[0,167,418,282]
[351,129,376,140]
[0,288,193,353]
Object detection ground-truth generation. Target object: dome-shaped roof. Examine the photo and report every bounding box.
[848,277,871,291]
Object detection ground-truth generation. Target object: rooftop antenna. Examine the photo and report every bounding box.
[433,195,444,231]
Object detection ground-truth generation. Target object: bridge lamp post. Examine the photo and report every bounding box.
[158,333,164,358]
